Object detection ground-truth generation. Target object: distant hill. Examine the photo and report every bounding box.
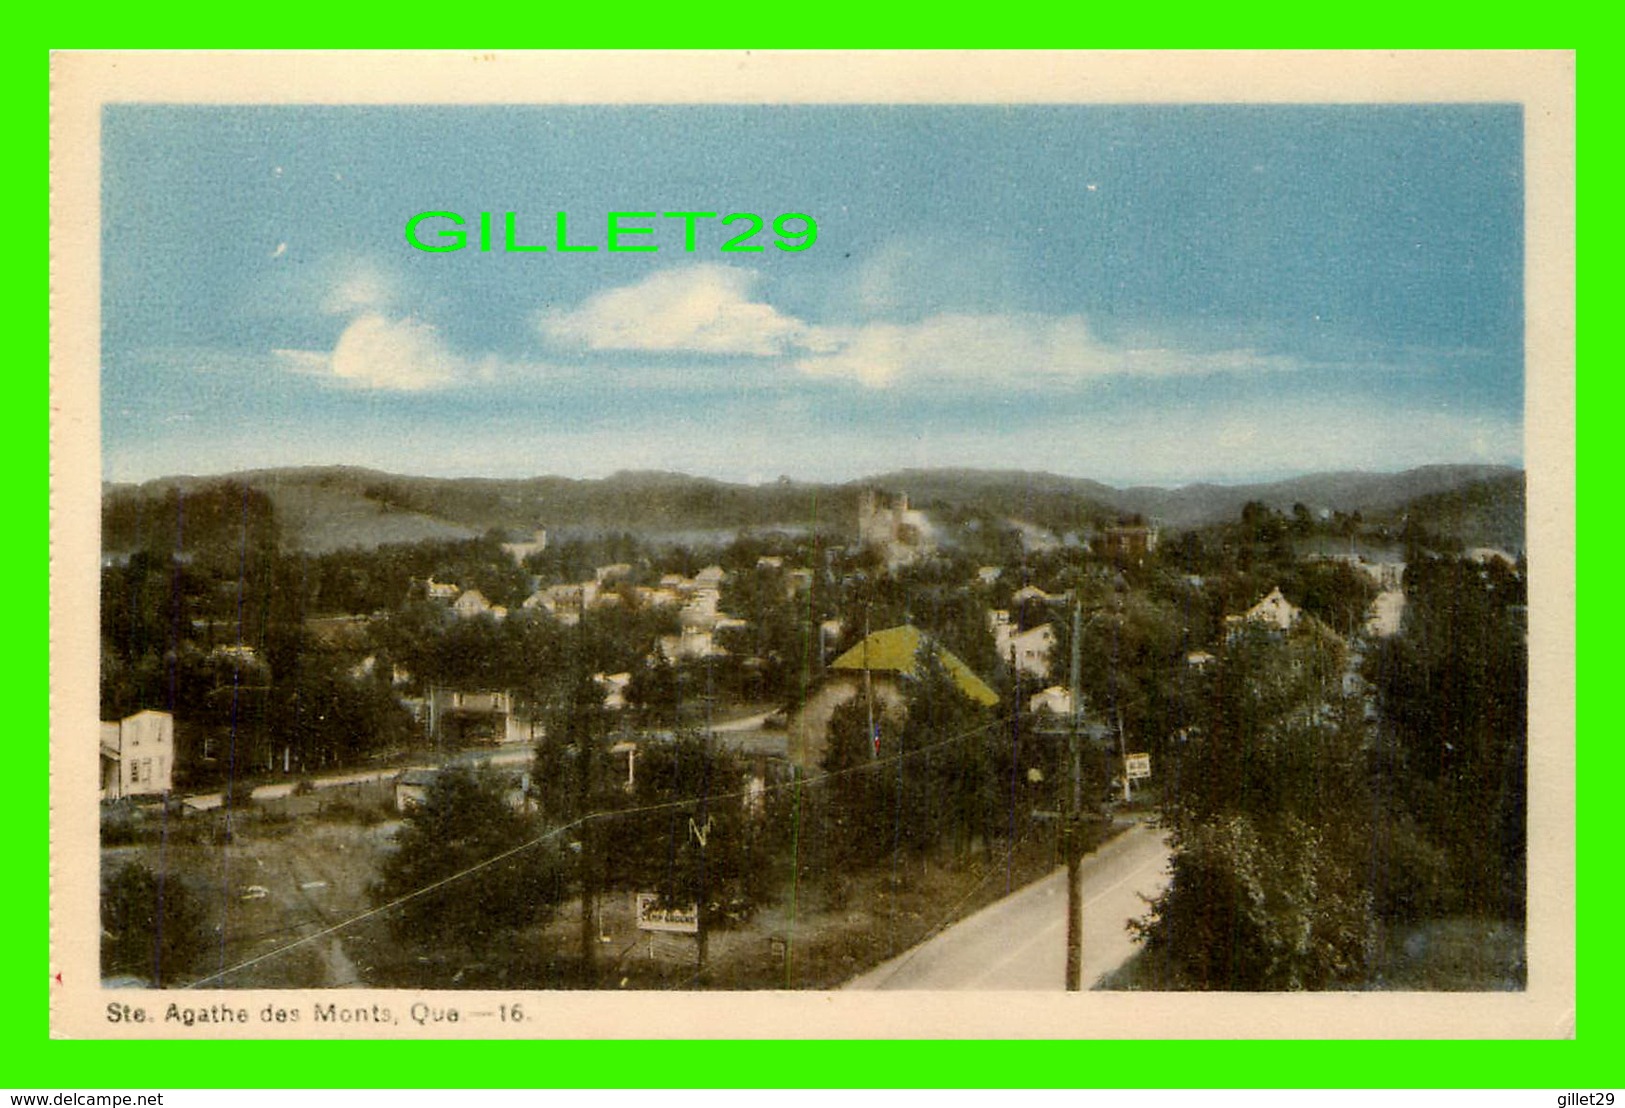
[102,463,1525,555]
[1111,465,1522,529]
[1397,471,1526,551]
[865,464,1523,535]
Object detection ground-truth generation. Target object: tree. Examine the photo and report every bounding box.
[372,765,566,953]
[1140,613,1376,989]
[1133,808,1374,990]
[1064,592,1194,766]
[102,861,209,986]
[819,698,902,867]
[1291,502,1315,536]
[1366,554,1527,921]
[267,668,417,771]
[626,653,681,728]
[1281,562,1379,638]
[894,651,1000,859]
[532,663,625,979]
[605,732,770,927]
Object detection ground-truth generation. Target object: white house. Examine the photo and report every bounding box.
[1227,587,1302,634]
[990,611,1056,679]
[523,582,596,624]
[1027,685,1075,716]
[634,586,683,609]
[453,588,504,620]
[658,627,729,662]
[597,671,633,711]
[424,577,460,602]
[1007,624,1056,679]
[595,562,635,584]
[100,709,174,801]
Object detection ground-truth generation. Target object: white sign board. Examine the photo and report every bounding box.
[635,892,700,934]
[1125,753,1152,779]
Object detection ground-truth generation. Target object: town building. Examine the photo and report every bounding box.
[989,610,1057,679]
[786,624,998,769]
[597,671,633,711]
[424,687,535,746]
[99,709,174,801]
[1099,523,1160,564]
[857,489,934,570]
[1225,586,1302,635]
[1027,685,1075,717]
[1011,584,1065,606]
[658,627,729,662]
[423,577,460,602]
[452,588,506,620]
[395,768,439,812]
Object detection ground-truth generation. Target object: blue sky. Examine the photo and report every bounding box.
[101,104,1523,486]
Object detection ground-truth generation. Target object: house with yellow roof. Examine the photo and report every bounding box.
[786,624,998,769]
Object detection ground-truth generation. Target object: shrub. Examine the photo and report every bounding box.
[1133,813,1374,990]
[101,861,209,986]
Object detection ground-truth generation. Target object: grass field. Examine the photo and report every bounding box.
[102,788,1121,991]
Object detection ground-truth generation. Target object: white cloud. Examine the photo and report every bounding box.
[541,266,827,357]
[276,312,472,392]
[540,266,1292,389]
[794,312,1297,389]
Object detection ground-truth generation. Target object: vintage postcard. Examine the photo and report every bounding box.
[50,50,1575,1038]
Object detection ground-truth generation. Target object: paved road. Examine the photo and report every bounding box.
[843,820,1171,990]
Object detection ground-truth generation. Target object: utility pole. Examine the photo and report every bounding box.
[863,605,876,756]
[1116,705,1132,803]
[1065,600,1084,992]
[577,709,598,984]
[572,624,599,986]
[697,664,715,978]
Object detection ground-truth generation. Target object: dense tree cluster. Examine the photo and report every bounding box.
[372,765,568,951]
[1365,555,1528,920]
[1136,540,1527,989]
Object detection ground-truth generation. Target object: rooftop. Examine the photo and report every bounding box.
[829,625,999,707]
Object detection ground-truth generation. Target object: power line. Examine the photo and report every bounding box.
[183,715,1008,988]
